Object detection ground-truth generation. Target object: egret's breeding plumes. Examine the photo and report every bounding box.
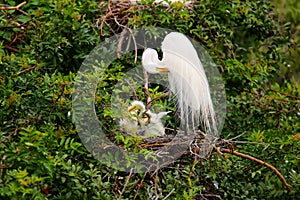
[142,32,217,138]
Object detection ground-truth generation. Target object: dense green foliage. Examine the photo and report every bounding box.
[274,0,300,83]
[1,0,299,199]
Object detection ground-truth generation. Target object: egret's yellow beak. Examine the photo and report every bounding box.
[156,67,169,73]
[128,106,136,112]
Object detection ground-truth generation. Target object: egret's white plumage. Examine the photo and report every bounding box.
[119,100,146,136]
[127,100,146,117]
[144,110,171,137]
[119,118,139,135]
[142,32,217,137]
[119,101,170,137]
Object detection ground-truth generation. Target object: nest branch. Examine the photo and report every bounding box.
[130,134,291,191]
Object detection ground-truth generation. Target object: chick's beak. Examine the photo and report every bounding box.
[128,106,136,112]
[141,116,149,122]
[141,112,150,123]
[156,67,169,73]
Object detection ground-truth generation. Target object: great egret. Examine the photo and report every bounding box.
[142,32,217,138]
[119,100,170,137]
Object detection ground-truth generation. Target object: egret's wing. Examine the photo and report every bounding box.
[161,32,217,135]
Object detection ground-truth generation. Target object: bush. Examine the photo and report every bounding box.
[1,0,299,199]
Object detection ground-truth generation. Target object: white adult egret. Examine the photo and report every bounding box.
[119,100,170,137]
[142,32,217,137]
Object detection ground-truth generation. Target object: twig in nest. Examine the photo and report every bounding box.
[103,20,117,35]
[137,134,291,190]
[225,131,247,141]
[219,147,291,190]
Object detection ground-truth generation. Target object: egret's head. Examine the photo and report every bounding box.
[145,110,171,123]
[140,112,151,125]
[142,48,169,74]
[128,100,146,116]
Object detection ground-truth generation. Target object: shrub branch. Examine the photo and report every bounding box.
[0,1,27,10]
[219,147,291,190]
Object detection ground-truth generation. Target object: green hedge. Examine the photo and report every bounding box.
[0,0,299,199]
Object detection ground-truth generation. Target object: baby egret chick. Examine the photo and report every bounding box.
[143,110,171,137]
[119,101,170,138]
[119,101,146,136]
[119,118,138,135]
[127,100,146,119]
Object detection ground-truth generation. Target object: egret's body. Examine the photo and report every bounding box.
[119,118,139,135]
[142,32,217,137]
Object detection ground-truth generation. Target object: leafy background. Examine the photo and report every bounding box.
[0,0,299,199]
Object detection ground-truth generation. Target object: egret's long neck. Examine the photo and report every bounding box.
[142,49,164,74]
